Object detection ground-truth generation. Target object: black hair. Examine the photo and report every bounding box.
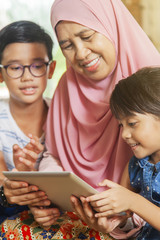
[0,20,53,62]
[110,67,160,119]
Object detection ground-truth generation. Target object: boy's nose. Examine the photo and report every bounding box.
[21,67,33,81]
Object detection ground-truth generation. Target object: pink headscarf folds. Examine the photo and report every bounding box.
[45,0,160,190]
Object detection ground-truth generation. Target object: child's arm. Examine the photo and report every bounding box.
[86,162,134,216]
[0,151,8,184]
[120,162,134,189]
[13,134,44,171]
[86,168,160,231]
[86,179,135,217]
[95,180,160,231]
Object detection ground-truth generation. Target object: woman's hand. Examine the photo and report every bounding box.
[29,205,60,227]
[70,195,125,233]
[3,178,50,206]
[13,134,44,171]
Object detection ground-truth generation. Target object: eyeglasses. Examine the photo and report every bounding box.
[0,61,51,79]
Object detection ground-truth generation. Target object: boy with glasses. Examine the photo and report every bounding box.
[0,20,56,183]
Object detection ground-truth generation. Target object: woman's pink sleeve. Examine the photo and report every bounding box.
[38,151,63,172]
[110,214,145,239]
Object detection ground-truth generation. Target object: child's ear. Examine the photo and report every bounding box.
[0,71,4,83]
[48,61,56,79]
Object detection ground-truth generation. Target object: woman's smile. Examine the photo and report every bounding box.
[81,56,101,72]
[56,21,116,81]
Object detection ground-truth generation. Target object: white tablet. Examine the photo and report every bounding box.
[3,171,98,211]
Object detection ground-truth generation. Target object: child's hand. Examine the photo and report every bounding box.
[29,205,60,227]
[86,179,136,218]
[13,134,44,171]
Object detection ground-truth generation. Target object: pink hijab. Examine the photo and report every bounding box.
[46,0,160,190]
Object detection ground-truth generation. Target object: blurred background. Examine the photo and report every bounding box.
[122,0,160,51]
[0,0,160,99]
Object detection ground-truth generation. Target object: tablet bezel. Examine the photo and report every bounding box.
[3,171,98,211]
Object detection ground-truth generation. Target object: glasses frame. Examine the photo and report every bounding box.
[0,61,51,79]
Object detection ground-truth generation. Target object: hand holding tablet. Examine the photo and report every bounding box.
[3,171,98,211]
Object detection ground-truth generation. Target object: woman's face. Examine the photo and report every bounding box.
[56,21,116,81]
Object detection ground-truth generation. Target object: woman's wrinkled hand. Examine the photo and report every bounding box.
[70,195,126,234]
[3,178,50,206]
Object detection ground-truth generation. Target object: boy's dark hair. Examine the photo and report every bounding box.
[110,67,160,119]
[0,20,53,62]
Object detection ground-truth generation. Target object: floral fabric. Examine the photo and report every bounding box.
[0,210,114,240]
